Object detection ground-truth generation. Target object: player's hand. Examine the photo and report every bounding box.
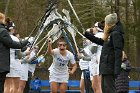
[77,53,83,59]
[48,38,52,44]
[25,47,31,55]
[69,70,74,75]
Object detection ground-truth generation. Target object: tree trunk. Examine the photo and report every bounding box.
[115,0,120,20]
[132,0,139,66]
[70,0,74,23]
[14,0,28,36]
[110,0,113,13]
[132,0,137,24]
[125,0,128,25]
[4,0,10,16]
[125,0,130,55]
[136,38,140,67]
[136,0,140,66]
[92,0,96,24]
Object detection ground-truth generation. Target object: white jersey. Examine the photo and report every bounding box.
[89,32,103,76]
[94,32,103,62]
[79,59,90,70]
[28,64,36,73]
[79,40,93,70]
[89,32,103,63]
[79,43,98,71]
[20,63,29,81]
[28,51,36,73]
[10,35,21,69]
[48,48,75,75]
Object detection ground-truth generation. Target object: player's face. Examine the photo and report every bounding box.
[58,42,67,51]
[92,27,98,34]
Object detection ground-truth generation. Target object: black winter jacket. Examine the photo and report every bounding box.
[84,21,124,75]
[0,23,28,73]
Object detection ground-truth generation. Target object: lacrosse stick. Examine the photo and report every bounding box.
[62,9,79,54]
[36,23,62,56]
[36,29,62,56]
[65,24,79,54]
[35,23,60,46]
[31,8,62,48]
[27,0,57,40]
[67,0,86,33]
[56,9,86,38]
[30,5,56,49]
[62,28,75,55]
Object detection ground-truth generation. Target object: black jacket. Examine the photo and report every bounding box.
[84,21,124,75]
[0,23,29,73]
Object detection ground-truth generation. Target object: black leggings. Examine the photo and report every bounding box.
[24,71,32,93]
[102,75,117,93]
[83,70,94,93]
[0,72,8,93]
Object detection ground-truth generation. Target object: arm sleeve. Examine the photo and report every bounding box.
[0,30,28,48]
[52,48,58,56]
[69,52,76,64]
[111,32,124,74]
[95,32,103,63]
[96,46,102,63]
[84,32,104,46]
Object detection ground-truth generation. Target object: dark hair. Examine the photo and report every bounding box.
[5,17,11,24]
[57,36,67,44]
[5,17,15,31]
[98,21,105,30]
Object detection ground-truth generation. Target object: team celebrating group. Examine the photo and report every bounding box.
[0,10,130,93]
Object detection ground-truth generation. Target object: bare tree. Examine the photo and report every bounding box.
[125,0,129,24]
[115,0,120,20]
[111,0,114,13]
[132,0,137,24]
[4,0,10,15]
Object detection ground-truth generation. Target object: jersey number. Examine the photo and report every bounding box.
[59,63,65,66]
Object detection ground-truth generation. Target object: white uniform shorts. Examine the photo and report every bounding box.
[49,72,69,83]
[6,67,21,77]
[20,64,28,81]
[89,60,99,77]
[6,60,21,78]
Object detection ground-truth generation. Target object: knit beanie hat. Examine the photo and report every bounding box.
[105,13,117,25]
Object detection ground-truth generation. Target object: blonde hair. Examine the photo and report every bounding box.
[0,13,5,24]
[103,23,115,41]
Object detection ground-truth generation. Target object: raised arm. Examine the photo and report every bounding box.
[0,29,28,48]
[84,32,104,46]
[47,38,53,55]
